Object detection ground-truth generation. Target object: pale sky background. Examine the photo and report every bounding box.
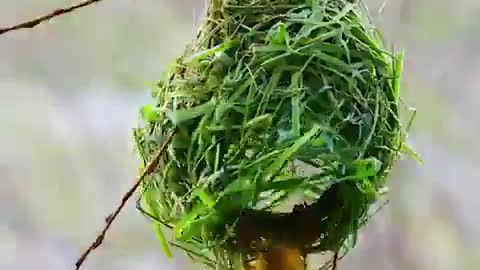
[1,0,480,269]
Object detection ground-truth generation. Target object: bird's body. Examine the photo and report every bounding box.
[243,246,305,270]
[235,183,351,270]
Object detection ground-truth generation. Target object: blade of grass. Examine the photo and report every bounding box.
[393,50,404,103]
[263,124,321,180]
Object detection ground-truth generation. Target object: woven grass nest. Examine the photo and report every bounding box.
[134,0,407,269]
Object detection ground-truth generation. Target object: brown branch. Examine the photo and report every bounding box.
[74,131,175,270]
[0,0,105,36]
[331,251,339,270]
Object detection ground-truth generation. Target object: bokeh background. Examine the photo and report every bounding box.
[2,0,480,269]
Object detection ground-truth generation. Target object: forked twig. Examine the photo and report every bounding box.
[74,131,174,269]
[0,0,105,36]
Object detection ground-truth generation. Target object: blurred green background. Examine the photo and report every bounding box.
[1,0,479,269]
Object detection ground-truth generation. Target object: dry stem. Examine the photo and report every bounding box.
[0,0,105,36]
[74,131,174,269]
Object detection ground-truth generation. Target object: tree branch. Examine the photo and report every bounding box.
[332,251,339,270]
[74,131,174,270]
[0,0,105,36]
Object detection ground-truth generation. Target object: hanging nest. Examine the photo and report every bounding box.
[134,0,406,269]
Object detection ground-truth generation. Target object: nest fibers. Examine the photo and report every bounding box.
[134,0,407,269]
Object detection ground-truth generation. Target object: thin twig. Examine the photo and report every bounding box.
[331,251,339,270]
[0,0,105,36]
[74,131,174,269]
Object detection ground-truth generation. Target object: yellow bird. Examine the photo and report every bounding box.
[244,247,305,270]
